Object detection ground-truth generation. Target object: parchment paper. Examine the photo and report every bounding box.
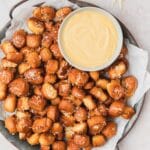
[0,0,150,150]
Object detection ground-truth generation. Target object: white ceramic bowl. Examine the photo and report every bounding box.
[58,7,123,71]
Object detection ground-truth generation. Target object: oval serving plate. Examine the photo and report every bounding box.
[0,1,146,150]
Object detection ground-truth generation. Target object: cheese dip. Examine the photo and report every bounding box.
[59,7,122,71]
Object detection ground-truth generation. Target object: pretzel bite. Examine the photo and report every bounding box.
[52,124,63,140]
[33,85,42,96]
[24,68,43,84]
[108,59,128,79]
[57,60,70,79]
[84,145,92,150]
[122,76,138,97]
[1,58,17,68]
[16,117,32,133]
[74,107,87,122]
[0,81,7,100]
[107,80,125,100]
[72,122,87,134]
[29,95,46,112]
[4,94,17,112]
[67,139,80,150]
[1,41,17,54]
[9,78,29,97]
[65,127,74,140]
[20,46,34,56]
[42,83,57,100]
[72,86,85,99]
[26,34,41,48]
[50,44,62,59]
[90,87,108,102]
[84,81,94,90]
[16,111,31,119]
[26,51,41,68]
[32,118,52,133]
[88,108,101,118]
[39,133,55,146]
[92,135,106,147]
[83,95,96,110]
[44,74,57,84]
[59,99,74,115]
[96,79,109,90]
[108,100,125,117]
[45,21,53,31]
[41,32,53,48]
[122,106,135,119]
[46,59,59,74]
[0,69,14,84]
[52,141,66,150]
[12,29,26,48]
[17,96,29,111]
[61,115,75,127]
[89,71,99,81]
[65,95,82,107]
[102,122,117,139]
[40,145,50,150]
[6,51,23,64]
[104,97,114,106]
[19,132,32,140]
[68,69,89,87]
[27,133,40,145]
[49,98,59,106]
[18,62,30,74]
[87,116,106,135]
[98,104,108,117]
[49,22,60,43]
[55,7,72,21]
[58,80,71,97]
[33,6,55,21]
[52,122,63,134]
[47,105,59,122]
[40,47,52,62]
[73,134,90,148]
[27,17,45,34]
[119,43,128,58]
[5,115,17,134]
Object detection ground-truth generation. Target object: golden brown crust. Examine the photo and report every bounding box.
[55,7,72,21]
[32,118,52,133]
[5,115,17,134]
[9,78,29,97]
[122,106,135,119]
[73,134,90,148]
[122,76,138,97]
[52,141,66,150]
[102,122,117,138]
[0,69,14,84]
[26,34,41,48]
[24,68,43,84]
[46,59,59,74]
[29,95,46,112]
[92,135,106,147]
[108,100,125,117]
[27,17,45,34]
[12,29,26,48]
[68,69,89,87]
[33,6,56,21]
[4,94,17,112]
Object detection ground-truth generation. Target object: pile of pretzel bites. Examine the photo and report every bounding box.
[0,6,137,150]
